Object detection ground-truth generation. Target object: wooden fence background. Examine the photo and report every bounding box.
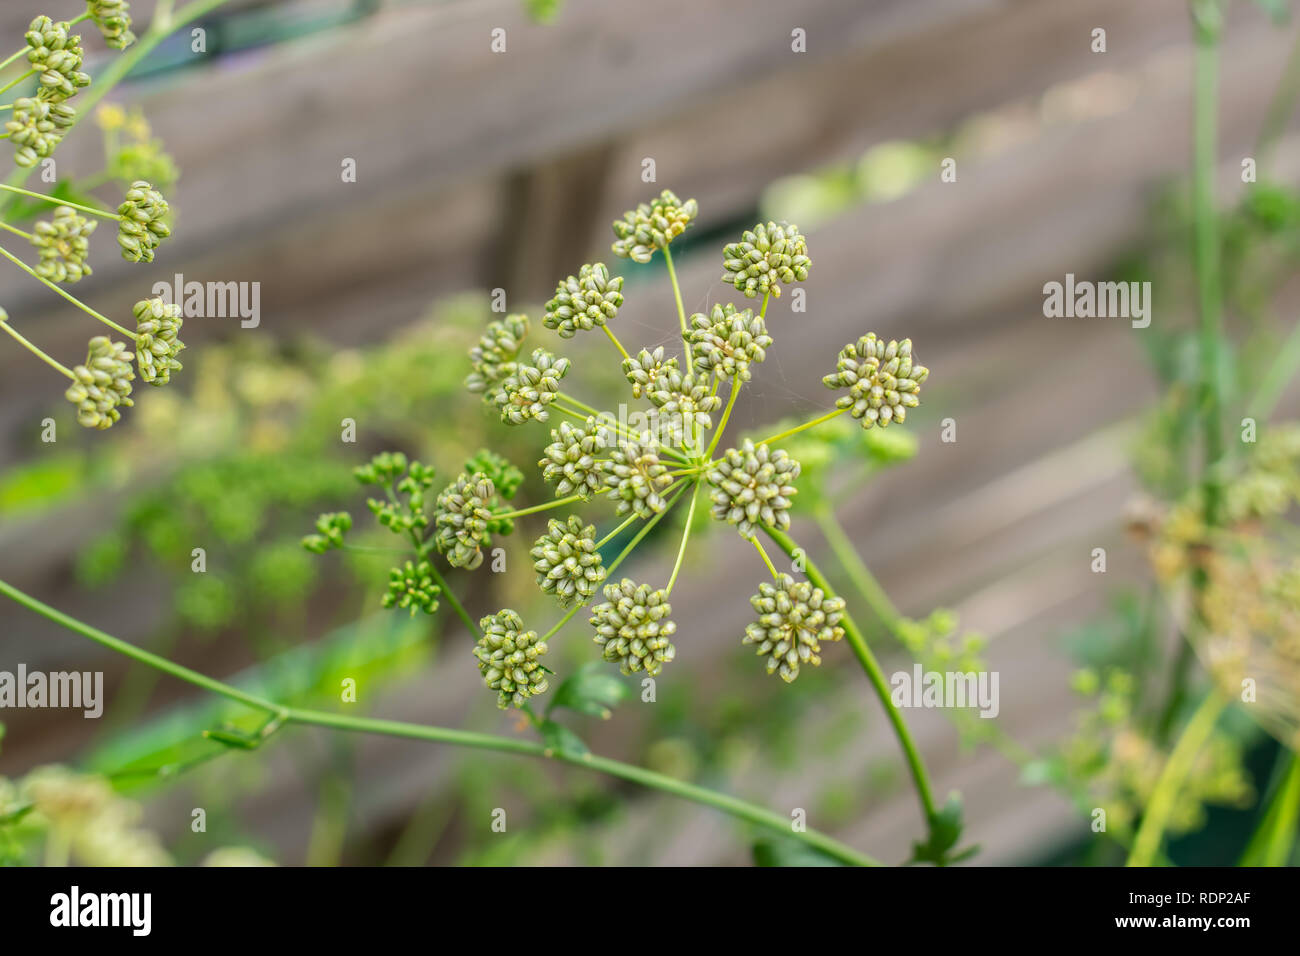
[2,0,1298,864]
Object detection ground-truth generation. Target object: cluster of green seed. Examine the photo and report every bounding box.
[823,333,928,428]
[31,206,96,283]
[474,609,549,709]
[721,221,810,299]
[744,573,845,683]
[301,512,352,554]
[117,180,170,263]
[382,560,440,616]
[434,472,501,570]
[622,346,678,400]
[25,16,91,101]
[492,348,570,425]
[645,368,720,431]
[707,439,800,538]
[6,96,76,168]
[604,438,672,518]
[64,335,134,429]
[544,263,623,337]
[688,303,771,382]
[132,297,184,385]
[540,417,609,499]
[611,189,698,263]
[590,579,677,676]
[530,516,606,606]
[87,0,137,50]
[465,313,529,395]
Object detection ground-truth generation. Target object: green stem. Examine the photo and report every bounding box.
[0,70,36,98]
[0,184,120,221]
[0,576,877,865]
[1126,689,1226,867]
[0,0,233,218]
[0,315,74,379]
[602,324,631,362]
[665,481,701,594]
[495,493,585,520]
[749,534,779,581]
[0,49,28,73]
[595,512,641,549]
[762,525,939,824]
[755,407,848,449]
[704,381,741,460]
[0,244,135,338]
[1246,316,1300,422]
[811,504,899,630]
[662,245,691,376]
[1240,751,1300,866]
[0,220,33,240]
[424,561,479,639]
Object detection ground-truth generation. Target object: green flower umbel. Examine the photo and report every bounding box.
[116,180,170,263]
[466,313,529,395]
[474,609,550,709]
[611,190,698,263]
[434,472,499,570]
[530,516,606,606]
[706,439,800,538]
[604,438,672,518]
[132,297,184,386]
[540,417,609,500]
[87,0,137,50]
[721,221,810,299]
[646,367,721,430]
[382,560,441,615]
[491,347,571,425]
[688,303,771,382]
[544,263,623,337]
[744,573,845,682]
[590,579,677,676]
[822,333,928,428]
[32,206,97,283]
[65,335,134,429]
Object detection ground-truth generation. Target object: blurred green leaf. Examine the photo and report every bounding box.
[539,719,589,759]
[547,662,628,719]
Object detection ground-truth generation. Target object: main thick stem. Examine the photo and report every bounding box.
[761,526,939,824]
[0,575,878,866]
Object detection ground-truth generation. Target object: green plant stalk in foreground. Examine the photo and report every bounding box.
[0,576,879,867]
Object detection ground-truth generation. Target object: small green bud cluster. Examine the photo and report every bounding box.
[688,303,771,382]
[721,221,810,299]
[823,334,928,428]
[65,335,133,429]
[434,472,502,569]
[383,560,440,615]
[302,512,352,554]
[492,347,571,425]
[25,17,91,101]
[6,96,75,168]
[530,515,606,606]
[544,262,623,337]
[707,439,800,538]
[132,297,184,385]
[32,206,97,284]
[474,609,549,708]
[604,438,672,518]
[611,189,698,262]
[622,346,678,400]
[590,578,676,676]
[466,313,528,395]
[87,0,137,50]
[540,417,610,500]
[117,180,170,263]
[361,455,436,536]
[744,573,845,683]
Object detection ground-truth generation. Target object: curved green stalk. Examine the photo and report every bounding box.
[0,575,878,866]
[662,245,691,375]
[1127,690,1226,867]
[0,244,135,338]
[762,526,939,824]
